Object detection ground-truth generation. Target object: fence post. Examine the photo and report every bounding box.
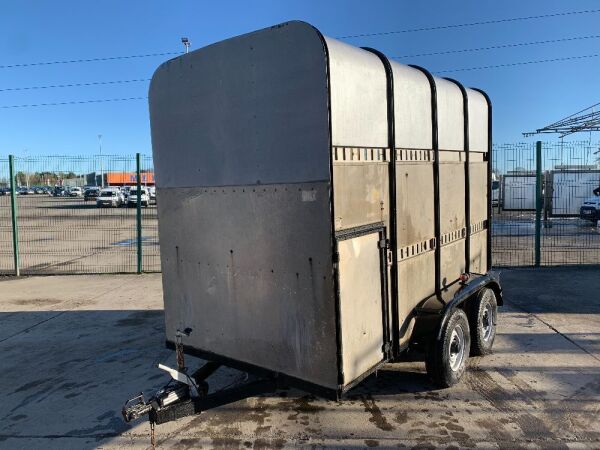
[534,141,542,267]
[136,153,143,274]
[8,155,20,276]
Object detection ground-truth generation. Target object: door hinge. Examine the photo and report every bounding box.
[378,238,390,249]
[382,341,391,354]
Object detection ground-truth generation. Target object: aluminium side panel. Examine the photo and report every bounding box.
[326,39,390,233]
[391,63,432,151]
[325,37,389,388]
[149,21,338,389]
[435,77,464,152]
[390,61,436,345]
[325,38,388,149]
[435,77,466,290]
[467,89,489,154]
[466,88,489,273]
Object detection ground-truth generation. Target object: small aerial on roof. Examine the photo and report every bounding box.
[523,102,600,138]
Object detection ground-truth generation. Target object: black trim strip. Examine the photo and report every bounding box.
[443,78,470,273]
[471,88,493,271]
[311,27,345,389]
[362,46,398,359]
[409,65,442,299]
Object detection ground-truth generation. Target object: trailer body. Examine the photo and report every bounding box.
[149,21,496,396]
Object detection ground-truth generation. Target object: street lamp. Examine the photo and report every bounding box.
[181,37,190,53]
[98,134,104,188]
[23,148,29,188]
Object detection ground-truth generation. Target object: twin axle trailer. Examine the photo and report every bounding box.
[123,21,502,429]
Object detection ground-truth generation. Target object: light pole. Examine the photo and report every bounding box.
[23,148,29,188]
[181,37,190,53]
[98,134,104,188]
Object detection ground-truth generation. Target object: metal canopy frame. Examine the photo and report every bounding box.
[523,102,600,138]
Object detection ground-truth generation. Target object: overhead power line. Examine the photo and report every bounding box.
[0,52,180,69]
[1,52,598,108]
[0,78,151,92]
[436,53,599,73]
[338,8,600,39]
[0,97,148,109]
[391,34,600,59]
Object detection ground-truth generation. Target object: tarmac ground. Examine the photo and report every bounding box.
[0,267,599,449]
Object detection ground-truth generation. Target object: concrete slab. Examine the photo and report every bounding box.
[0,269,598,449]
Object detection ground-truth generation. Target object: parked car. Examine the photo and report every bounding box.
[127,187,150,207]
[120,186,131,203]
[148,186,156,203]
[18,187,34,195]
[84,187,100,201]
[96,188,123,208]
[52,187,67,197]
[579,196,600,222]
[69,187,83,197]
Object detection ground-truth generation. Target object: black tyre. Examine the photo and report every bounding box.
[469,288,497,356]
[426,308,470,388]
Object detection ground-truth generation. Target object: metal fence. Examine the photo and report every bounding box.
[492,141,600,267]
[0,154,159,275]
[1,144,599,275]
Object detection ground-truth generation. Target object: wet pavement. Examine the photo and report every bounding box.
[0,268,598,449]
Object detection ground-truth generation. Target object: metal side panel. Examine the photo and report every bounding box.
[389,62,433,150]
[324,37,388,148]
[332,162,389,232]
[337,230,385,385]
[466,88,489,153]
[157,182,338,390]
[395,163,435,247]
[469,162,488,225]
[469,229,488,274]
[149,21,330,189]
[441,239,466,288]
[439,162,466,235]
[434,77,464,151]
[397,251,435,344]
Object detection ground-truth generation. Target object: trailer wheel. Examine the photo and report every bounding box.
[426,308,470,388]
[469,288,497,356]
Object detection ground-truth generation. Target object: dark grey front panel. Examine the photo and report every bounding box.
[157,183,338,389]
[150,21,330,189]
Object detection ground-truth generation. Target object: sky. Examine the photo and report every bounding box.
[1,0,599,157]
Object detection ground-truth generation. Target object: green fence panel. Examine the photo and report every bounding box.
[0,157,14,274]
[492,141,600,267]
[0,154,158,275]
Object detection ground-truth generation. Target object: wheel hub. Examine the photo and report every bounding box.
[481,303,493,342]
[448,325,465,372]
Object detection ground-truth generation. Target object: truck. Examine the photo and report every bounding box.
[123,21,502,430]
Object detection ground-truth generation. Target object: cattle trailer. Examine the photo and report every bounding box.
[123,21,502,429]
